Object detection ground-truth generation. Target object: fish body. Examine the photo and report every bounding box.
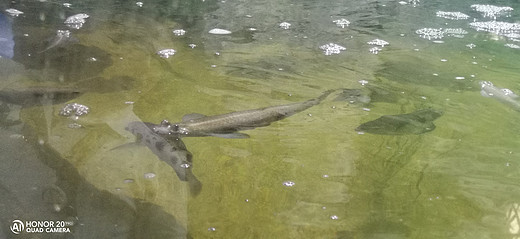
[125,121,202,195]
[356,109,442,135]
[155,90,335,138]
[480,81,520,111]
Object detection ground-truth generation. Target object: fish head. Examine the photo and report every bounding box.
[152,120,189,136]
[479,81,519,99]
[480,81,493,89]
[150,119,174,135]
[425,109,443,120]
[479,81,497,97]
[162,139,194,181]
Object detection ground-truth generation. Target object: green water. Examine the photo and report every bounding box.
[1,0,520,238]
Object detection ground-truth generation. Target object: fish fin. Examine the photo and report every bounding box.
[207,132,250,139]
[182,113,206,122]
[110,142,142,151]
[480,90,491,97]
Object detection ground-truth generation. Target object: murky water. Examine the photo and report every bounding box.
[1,0,520,238]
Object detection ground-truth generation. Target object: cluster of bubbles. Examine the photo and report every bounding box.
[64,13,89,29]
[279,22,291,30]
[282,181,295,187]
[367,39,389,54]
[443,28,468,38]
[157,49,176,58]
[470,21,520,35]
[59,103,90,129]
[172,29,186,36]
[471,4,513,19]
[416,28,469,40]
[59,103,90,117]
[415,28,445,40]
[398,0,420,6]
[4,8,23,17]
[319,43,346,56]
[436,11,470,20]
[414,4,520,49]
[332,19,350,28]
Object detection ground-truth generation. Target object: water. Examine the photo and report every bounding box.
[1,0,520,238]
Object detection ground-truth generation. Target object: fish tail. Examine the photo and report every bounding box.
[316,89,337,102]
[307,89,340,105]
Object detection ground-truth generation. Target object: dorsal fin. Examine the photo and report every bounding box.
[182,113,207,122]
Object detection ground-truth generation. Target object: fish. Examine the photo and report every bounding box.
[38,30,77,53]
[356,109,443,135]
[0,87,82,106]
[479,81,520,111]
[153,90,336,139]
[124,121,202,196]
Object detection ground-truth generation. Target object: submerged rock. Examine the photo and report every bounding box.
[356,109,443,135]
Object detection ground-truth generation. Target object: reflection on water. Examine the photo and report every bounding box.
[1,0,520,238]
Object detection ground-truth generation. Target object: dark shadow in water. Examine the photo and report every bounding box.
[356,109,443,135]
[0,124,190,239]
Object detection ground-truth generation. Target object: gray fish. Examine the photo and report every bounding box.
[154,90,336,138]
[0,87,82,106]
[38,30,77,53]
[125,121,202,195]
[356,109,443,135]
[479,81,520,111]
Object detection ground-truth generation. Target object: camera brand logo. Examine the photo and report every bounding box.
[10,220,24,234]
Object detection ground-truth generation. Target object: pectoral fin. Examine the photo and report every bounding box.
[182,113,206,122]
[110,142,143,151]
[480,90,491,97]
[207,132,250,139]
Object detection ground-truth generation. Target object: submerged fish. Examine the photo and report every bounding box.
[356,109,443,135]
[0,87,82,106]
[125,121,202,195]
[154,90,336,138]
[479,81,520,111]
